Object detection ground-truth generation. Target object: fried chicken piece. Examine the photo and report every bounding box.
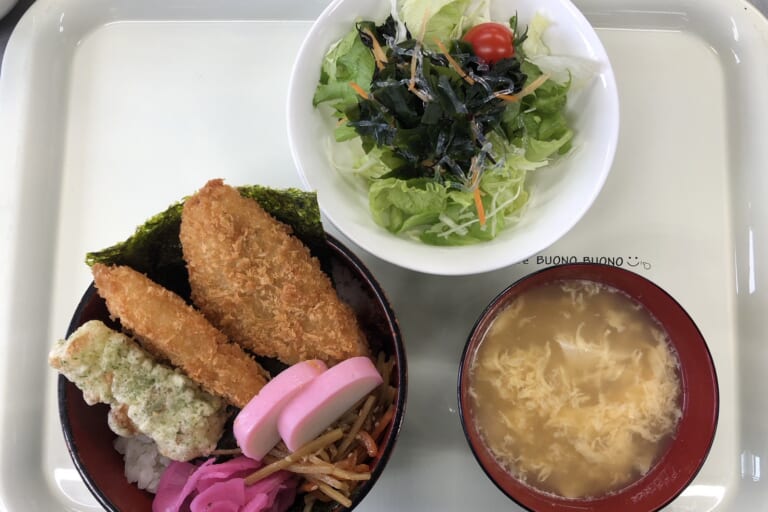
[180,179,368,366]
[91,263,268,408]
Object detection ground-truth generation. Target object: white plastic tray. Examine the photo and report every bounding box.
[1,0,767,510]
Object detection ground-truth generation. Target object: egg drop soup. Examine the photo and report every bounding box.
[468,279,682,499]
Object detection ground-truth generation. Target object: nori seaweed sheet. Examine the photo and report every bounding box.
[85,186,326,298]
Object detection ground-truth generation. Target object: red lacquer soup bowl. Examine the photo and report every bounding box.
[458,263,718,512]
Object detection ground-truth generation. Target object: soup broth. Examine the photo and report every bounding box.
[469,279,682,499]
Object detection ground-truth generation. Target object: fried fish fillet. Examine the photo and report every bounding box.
[91,263,269,408]
[180,179,368,366]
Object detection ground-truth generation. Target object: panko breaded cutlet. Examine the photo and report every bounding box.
[179,179,368,366]
[91,263,269,408]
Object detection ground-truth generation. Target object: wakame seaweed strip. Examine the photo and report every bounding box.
[85,186,326,296]
[346,17,528,186]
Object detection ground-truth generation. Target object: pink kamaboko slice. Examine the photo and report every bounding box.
[278,356,383,452]
[234,360,328,460]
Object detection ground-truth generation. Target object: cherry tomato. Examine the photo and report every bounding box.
[462,22,514,64]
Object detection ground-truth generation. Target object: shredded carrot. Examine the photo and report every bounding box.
[356,431,378,458]
[372,405,395,441]
[408,43,419,92]
[495,73,550,102]
[361,27,388,70]
[300,480,319,493]
[406,36,432,103]
[348,81,369,100]
[336,395,376,460]
[474,187,486,226]
[433,37,475,85]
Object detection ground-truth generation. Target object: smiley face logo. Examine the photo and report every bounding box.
[626,256,651,270]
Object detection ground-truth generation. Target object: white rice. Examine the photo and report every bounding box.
[114,435,171,493]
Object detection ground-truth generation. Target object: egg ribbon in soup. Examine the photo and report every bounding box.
[468,279,682,499]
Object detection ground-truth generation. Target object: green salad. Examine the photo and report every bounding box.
[313,0,576,245]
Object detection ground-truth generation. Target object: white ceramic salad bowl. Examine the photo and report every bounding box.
[287,0,619,276]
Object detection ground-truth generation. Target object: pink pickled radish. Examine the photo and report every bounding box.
[153,459,214,512]
[234,360,327,460]
[190,478,244,511]
[153,456,296,512]
[277,357,383,452]
[194,456,260,489]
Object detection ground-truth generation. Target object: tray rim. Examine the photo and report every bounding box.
[2,0,768,510]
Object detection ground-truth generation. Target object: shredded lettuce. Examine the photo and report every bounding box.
[521,12,551,58]
[522,12,599,90]
[528,54,600,89]
[313,29,376,114]
[363,138,532,245]
[369,178,446,233]
[398,0,490,47]
[502,60,574,161]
